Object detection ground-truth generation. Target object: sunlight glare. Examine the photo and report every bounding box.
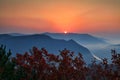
[64,31,67,34]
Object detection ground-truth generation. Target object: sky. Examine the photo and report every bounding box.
[0,0,120,35]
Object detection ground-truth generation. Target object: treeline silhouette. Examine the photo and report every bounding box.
[0,45,120,80]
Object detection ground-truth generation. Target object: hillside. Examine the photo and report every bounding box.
[0,34,93,63]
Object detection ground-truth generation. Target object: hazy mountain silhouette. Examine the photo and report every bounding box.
[43,32,111,62]
[0,34,12,42]
[91,44,120,63]
[106,44,120,53]
[0,34,93,63]
[43,32,107,46]
[8,33,25,36]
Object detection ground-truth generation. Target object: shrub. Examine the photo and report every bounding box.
[0,45,120,80]
[0,45,15,80]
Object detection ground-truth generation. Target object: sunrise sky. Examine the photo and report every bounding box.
[0,0,120,35]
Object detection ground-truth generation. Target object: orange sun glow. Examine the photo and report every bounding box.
[64,31,67,34]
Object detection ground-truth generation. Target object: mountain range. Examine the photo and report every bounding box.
[0,34,93,63]
[1,33,118,63]
[43,32,108,49]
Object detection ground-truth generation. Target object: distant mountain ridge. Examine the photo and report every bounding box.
[0,34,12,42]
[0,34,93,63]
[43,32,107,45]
[8,33,25,36]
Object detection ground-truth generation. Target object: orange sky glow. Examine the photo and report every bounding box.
[0,0,120,34]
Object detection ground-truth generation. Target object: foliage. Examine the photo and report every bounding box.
[14,47,87,80]
[0,45,120,80]
[87,49,120,80]
[0,45,15,80]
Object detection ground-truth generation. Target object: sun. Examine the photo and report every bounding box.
[64,31,67,34]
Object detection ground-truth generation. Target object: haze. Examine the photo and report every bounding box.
[0,0,120,35]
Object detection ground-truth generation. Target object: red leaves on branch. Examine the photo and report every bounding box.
[12,47,120,80]
[14,47,88,80]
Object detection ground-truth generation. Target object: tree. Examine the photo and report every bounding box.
[0,45,15,80]
[14,47,88,80]
[1,45,120,80]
